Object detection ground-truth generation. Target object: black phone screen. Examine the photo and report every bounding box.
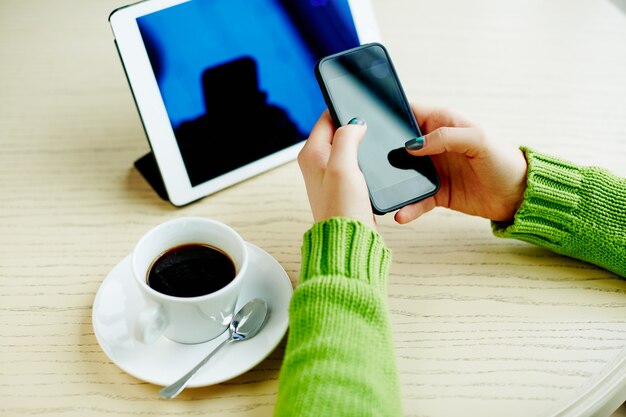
[316,43,439,213]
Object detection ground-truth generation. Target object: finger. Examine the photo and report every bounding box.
[409,103,442,125]
[410,103,473,132]
[394,197,437,224]
[405,126,486,158]
[298,111,335,171]
[300,111,335,153]
[326,122,367,173]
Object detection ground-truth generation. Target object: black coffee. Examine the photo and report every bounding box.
[147,243,236,297]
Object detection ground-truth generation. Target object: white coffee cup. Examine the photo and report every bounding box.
[131,217,248,344]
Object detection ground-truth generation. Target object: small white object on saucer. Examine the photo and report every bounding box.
[92,242,293,387]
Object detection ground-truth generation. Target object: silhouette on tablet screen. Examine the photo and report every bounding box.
[174,57,305,187]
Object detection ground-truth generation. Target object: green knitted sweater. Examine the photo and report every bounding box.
[493,148,626,277]
[274,149,626,416]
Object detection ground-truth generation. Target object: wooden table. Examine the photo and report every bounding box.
[1,1,626,416]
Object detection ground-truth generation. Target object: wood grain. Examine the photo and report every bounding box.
[1,1,625,416]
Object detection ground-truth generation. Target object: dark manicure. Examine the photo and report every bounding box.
[405,137,424,150]
[348,117,366,126]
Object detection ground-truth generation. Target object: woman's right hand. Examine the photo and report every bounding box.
[395,105,528,224]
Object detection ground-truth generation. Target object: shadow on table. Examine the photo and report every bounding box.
[610,0,626,15]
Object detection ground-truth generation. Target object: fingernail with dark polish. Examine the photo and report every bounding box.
[348,117,366,126]
[405,136,424,150]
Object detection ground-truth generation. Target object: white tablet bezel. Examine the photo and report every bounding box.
[110,0,381,206]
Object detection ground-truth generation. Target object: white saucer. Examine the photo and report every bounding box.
[92,242,293,387]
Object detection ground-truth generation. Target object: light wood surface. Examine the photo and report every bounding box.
[1,1,625,416]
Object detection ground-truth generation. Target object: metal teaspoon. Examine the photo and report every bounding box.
[159,298,269,399]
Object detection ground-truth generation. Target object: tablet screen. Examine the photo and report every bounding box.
[136,0,360,187]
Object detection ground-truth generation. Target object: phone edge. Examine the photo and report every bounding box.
[314,43,440,215]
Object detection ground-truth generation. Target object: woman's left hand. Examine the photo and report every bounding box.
[298,112,376,230]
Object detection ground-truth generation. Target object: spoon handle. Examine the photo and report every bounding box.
[159,337,231,399]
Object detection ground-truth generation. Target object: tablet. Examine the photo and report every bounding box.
[110,0,380,206]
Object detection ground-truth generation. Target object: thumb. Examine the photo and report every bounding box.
[405,126,486,158]
[327,118,367,172]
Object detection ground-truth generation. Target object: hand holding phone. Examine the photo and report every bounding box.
[298,114,377,230]
[315,43,440,214]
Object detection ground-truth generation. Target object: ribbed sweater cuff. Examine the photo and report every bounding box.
[300,218,391,292]
[492,147,583,245]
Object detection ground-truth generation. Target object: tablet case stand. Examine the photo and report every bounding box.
[134,152,169,202]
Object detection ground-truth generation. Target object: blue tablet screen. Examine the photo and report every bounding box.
[137,0,360,186]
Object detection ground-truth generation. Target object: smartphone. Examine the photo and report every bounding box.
[315,43,440,214]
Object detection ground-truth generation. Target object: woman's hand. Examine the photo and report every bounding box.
[298,112,376,230]
[396,105,528,224]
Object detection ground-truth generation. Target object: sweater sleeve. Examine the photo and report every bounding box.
[493,147,626,277]
[274,217,402,417]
